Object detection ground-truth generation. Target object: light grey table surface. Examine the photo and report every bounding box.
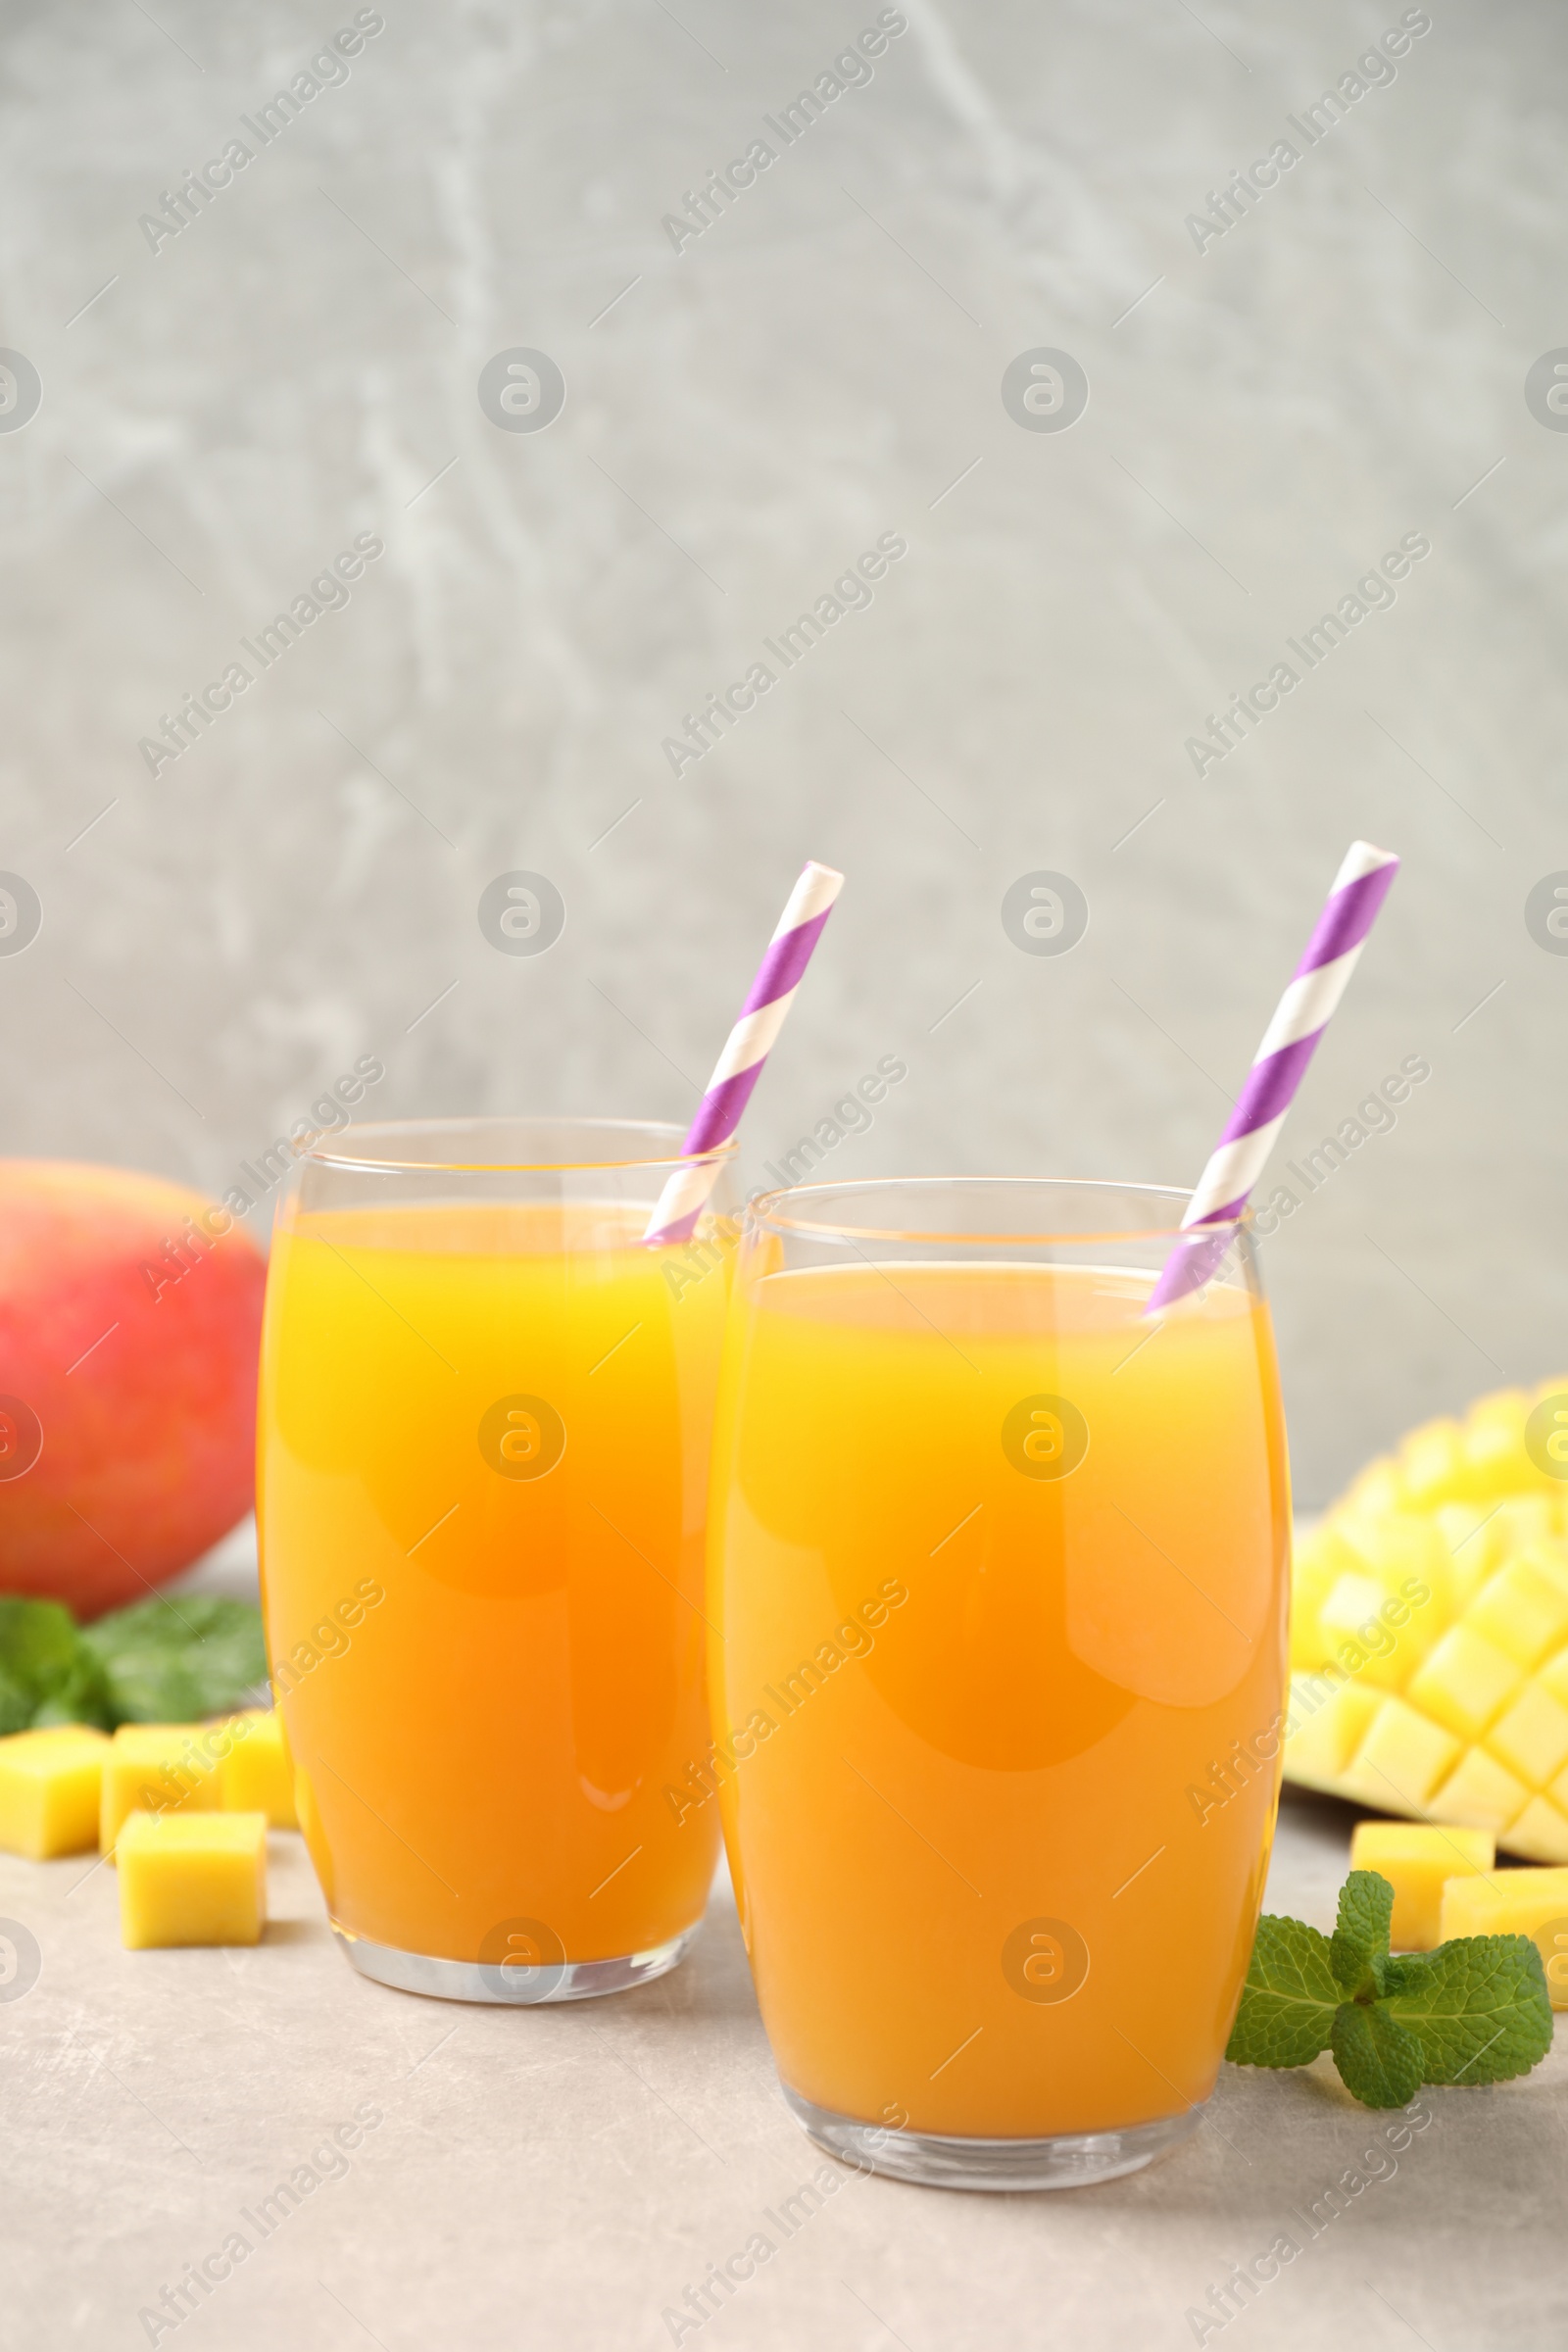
[5,1537,1564,2352]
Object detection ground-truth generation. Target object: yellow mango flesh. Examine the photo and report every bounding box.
[1439,1866,1568,2008]
[1348,1820,1494,1949]
[1335,1696,1458,1814]
[100,1724,225,1858]
[117,1809,268,1948]
[1286,1376,1568,1862]
[0,1726,111,1858]
[218,1710,297,1830]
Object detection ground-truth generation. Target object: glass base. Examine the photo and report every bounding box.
[781,2082,1204,2191]
[331,1921,701,2004]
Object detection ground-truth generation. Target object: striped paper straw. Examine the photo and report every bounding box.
[1146,840,1400,1313]
[642,859,844,1245]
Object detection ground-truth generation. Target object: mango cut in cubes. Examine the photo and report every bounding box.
[1333,1695,1458,1814]
[219,1709,297,1830]
[1285,1376,1568,1862]
[1348,1821,1494,1950]
[1406,1625,1526,1743]
[1439,1866,1568,2008]
[0,1726,111,1858]
[1282,1677,1383,1789]
[101,1723,226,1857]
[118,1809,268,1949]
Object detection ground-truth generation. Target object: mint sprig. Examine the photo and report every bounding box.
[0,1592,267,1732]
[81,1594,268,1723]
[1329,1998,1422,2108]
[1227,1869,1553,2108]
[1330,1866,1395,1999]
[1225,1912,1340,2067]
[1381,1936,1556,2087]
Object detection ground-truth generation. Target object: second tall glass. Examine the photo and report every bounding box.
[257,1117,735,2001]
[708,1178,1291,2187]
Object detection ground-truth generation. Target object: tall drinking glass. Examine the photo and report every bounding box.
[708,1179,1290,2187]
[258,1117,736,2001]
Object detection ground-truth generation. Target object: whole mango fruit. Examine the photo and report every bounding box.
[0,1161,266,1616]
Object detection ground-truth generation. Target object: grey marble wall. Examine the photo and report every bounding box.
[1,0,1563,1503]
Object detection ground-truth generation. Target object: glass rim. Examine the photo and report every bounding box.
[301,1114,738,1176]
[745,1175,1247,1249]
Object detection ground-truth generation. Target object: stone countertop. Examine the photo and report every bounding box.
[5,1781,1563,2352]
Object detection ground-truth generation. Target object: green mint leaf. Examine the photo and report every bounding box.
[1383,1935,1553,2086]
[0,1593,264,1732]
[0,1664,34,1737]
[29,1648,115,1731]
[1225,1913,1342,2069]
[1331,1868,1396,1998]
[80,1595,268,1726]
[0,1595,81,1699]
[1229,1875,1555,2110]
[0,1597,117,1729]
[1330,1998,1423,2108]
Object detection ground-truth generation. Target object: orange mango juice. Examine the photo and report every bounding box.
[258,1199,725,1964]
[709,1259,1290,2137]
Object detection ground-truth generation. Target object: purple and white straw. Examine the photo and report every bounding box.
[1147,840,1400,1313]
[642,860,844,1246]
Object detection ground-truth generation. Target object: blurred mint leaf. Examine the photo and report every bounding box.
[29,1647,115,1730]
[0,1596,78,1692]
[1225,1914,1341,2069]
[0,1664,35,1737]
[0,1596,113,1728]
[0,1592,265,1732]
[80,1595,268,1725]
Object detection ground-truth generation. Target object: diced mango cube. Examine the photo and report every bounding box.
[1445,1511,1514,1610]
[1486,1681,1568,1790]
[117,1810,268,1948]
[0,1726,111,1858]
[1319,1568,1446,1693]
[1283,1676,1382,1790]
[1340,1457,1401,1517]
[1337,1696,1461,1813]
[1430,1744,1529,1835]
[1467,1548,1568,1669]
[1407,1625,1524,1741]
[1527,1384,1568,1483]
[1397,1417,1464,1509]
[1288,1383,1568,1846]
[1290,1527,1367,1670]
[219,1710,297,1830]
[1348,1821,1494,1949]
[1438,1865,1568,2005]
[1337,1512,1453,1616]
[1504,1795,1568,1867]
[1489,1494,1560,1555]
[1318,1575,1410,1691]
[1433,1500,1502,1593]
[1432,1501,1492,1552]
[101,1725,225,1857]
[1458,1391,1538,1497]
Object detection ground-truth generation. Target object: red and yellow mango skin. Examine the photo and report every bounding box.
[0,1161,266,1616]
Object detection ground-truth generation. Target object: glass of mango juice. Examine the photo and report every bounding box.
[707,1178,1290,2188]
[257,1117,736,2002]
